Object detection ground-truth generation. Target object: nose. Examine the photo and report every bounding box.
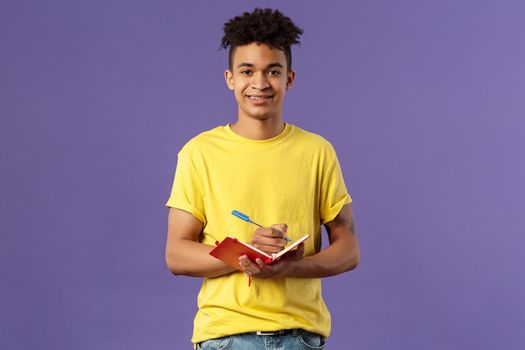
[251,71,270,90]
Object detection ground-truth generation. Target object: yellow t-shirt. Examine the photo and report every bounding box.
[166,123,352,343]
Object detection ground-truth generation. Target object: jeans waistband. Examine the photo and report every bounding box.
[254,329,299,336]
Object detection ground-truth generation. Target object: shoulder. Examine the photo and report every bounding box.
[289,124,336,154]
[178,125,226,156]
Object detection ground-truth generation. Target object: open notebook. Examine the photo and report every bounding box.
[210,234,310,271]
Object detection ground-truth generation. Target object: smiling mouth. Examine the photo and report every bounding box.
[246,95,275,104]
[246,95,274,100]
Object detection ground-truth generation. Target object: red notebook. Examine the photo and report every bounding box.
[210,234,310,271]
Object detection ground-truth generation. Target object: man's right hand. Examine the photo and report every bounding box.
[251,224,289,254]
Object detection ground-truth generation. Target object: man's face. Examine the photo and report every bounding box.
[224,43,295,121]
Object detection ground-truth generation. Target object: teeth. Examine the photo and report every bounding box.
[249,96,269,100]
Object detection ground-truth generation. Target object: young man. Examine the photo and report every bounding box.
[165,8,360,350]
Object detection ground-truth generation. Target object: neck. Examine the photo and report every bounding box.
[230,115,285,140]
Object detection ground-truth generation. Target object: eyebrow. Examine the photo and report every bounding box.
[236,62,284,69]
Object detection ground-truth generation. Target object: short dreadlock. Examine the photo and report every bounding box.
[221,8,303,71]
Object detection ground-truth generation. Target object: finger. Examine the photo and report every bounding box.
[252,241,288,253]
[253,235,288,247]
[257,227,285,238]
[239,255,249,271]
[270,224,288,234]
[254,227,277,235]
[272,228,287,239]
[239,256,260,274]
[296,242,305,258]
[255,258,266,268]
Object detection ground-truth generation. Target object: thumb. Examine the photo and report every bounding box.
[295,242,305,258]
[270,223,288,236]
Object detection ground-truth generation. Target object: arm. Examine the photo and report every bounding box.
[292,204,360,277]
[238,204,360,278]
[165,208,236,278]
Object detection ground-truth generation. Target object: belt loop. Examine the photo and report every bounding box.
[292,329,299,336]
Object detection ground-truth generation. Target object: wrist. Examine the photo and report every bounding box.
[285,258,302,277]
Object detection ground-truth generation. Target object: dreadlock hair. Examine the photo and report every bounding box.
[221,8,303,71]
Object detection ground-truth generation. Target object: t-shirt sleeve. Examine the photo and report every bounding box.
[319,145,352,224]
[165,145,206,225]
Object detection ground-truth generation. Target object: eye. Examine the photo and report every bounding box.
[240,70,252,75]
[268,70,282,76]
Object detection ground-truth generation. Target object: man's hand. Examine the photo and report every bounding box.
[239,243,305,279]
[251,224,289,254]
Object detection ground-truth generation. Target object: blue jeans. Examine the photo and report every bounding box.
[196,329,326,350]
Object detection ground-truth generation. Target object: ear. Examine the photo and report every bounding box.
[286,70,296,90]
[224,69,234,90]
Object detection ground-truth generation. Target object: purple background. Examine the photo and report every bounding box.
[1,0,524,349]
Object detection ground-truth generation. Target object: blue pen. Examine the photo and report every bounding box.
[231,210,292,242]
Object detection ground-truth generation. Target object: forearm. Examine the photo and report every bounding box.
[166,238,236,278]
[290,235,360,278]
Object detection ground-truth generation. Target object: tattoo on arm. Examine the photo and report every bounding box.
[348,218,356,235]
[327,206,356,235]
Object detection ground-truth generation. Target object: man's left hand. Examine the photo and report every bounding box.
[238,242,305,279]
